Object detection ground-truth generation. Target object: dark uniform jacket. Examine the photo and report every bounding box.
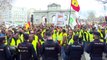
[0,44,12,60]
[86,39,107,60]
[66,41,84,60]
[18,42,38,60]
[41,40,60,60]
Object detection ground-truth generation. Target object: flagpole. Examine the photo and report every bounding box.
[68,0,72,26]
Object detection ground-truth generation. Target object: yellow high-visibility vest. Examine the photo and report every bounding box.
[57,32,63,41]
[89,33,94,42]
[60,33,68,45]
[79,30,83,38]
[19,34,24,42]
[5,36,8,45]
[10,38,21,46]
[52,34,57,42]
[32,35,38,51]
[68,39,74,45]
[82,32,90,41]
[98,30,103,38]
[41,29,46,38]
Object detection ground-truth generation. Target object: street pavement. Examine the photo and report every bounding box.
[40,52,107,60]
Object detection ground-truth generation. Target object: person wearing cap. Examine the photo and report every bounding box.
[17,33,38,60]
[61,29,68,60]
[66,35,84,60]
[41,31,61,60]
[86,32,107,60]
[29,31,41,60]
[0,36,12,60]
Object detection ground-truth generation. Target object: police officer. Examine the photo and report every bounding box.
[17,33,38,60]
[0,36,12,60]
[86,32,107,60]
[66,35,84,60]
[41,31,61,60]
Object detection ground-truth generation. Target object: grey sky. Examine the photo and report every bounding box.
[12,0,107,18]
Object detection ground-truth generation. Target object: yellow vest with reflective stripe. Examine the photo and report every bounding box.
[19,34,24,42]
[79,30,83,38]
[10,38,21,46]
[41,29,46,38]
[105,30,107,33]
[60,33,68,45]
[89,33,94,42]
[32,35,38,51]
[52,34,57,42]
[98,30,103,38]
[5,36,8,45]
[68,39,74,45]
[100,39,104,42]
[83,32,89,41]
[52,30,57,42]
[57,32,63,41]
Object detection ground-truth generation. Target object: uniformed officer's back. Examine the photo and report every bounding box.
[17,33,38,60]
[0,36,12,60]
[86,32,107,60]
[41,31,60,60]
[66,35,84,60]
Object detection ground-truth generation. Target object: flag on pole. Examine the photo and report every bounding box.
[25,21,30,30]
[70,16,77,26]
[70,17,74,23]
[71,0,80,12]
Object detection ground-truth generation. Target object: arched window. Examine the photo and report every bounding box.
[52,15,56,23]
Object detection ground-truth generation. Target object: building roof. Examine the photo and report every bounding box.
[48,3,61,7]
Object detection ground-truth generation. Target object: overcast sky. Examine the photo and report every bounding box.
[12,0,107,18]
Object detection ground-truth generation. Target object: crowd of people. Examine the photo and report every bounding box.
[0,24,107,60]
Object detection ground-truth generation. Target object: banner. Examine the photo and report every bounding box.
[56,13,66,27]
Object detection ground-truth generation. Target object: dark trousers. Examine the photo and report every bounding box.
[91,57,102,60]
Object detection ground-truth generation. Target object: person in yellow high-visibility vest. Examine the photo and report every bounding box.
[68,30,75,45]
[61,29,67,46]
[105,29,107,43]
[9,32,22,60]
[89,31,94,42]
[52,30,57,42]
[0,36,12,60]
[29,31,38,51]
[57,31,63,45]
[5,30,13,45]
[98,28,106,42]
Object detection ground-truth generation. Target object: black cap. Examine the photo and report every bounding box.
[23,33,29,40]
[93,32,100,37]
[73,35,79,41]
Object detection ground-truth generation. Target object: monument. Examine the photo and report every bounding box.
[33,3,75,25]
